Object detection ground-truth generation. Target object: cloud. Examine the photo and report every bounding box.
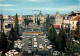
[0,4,14,7]
[27,0,44,2]
[78,0,80,1]
[23,7,74,11]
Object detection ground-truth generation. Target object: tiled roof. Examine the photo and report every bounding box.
[72,16,80,20]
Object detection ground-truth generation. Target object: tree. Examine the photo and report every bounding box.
[0,32,8,53]
[75,17,80,53]
[37,19,40,25]
[35,18,36,23]
[55,29,67,52]
[24,19,33,25]
[49,26,57,43]
[46,15,51,36]
[8,27,18,42]
[76,18,80,39]
[65,36,74,56]
[15,13,19,35]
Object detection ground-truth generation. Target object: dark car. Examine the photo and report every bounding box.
[29,38,32,41]
[15,48,22,52]
[19,37,23,40]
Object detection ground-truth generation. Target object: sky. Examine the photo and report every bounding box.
[0,0,80,15]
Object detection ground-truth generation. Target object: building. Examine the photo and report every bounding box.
[63,16,70,29]
[32,11,45,24]
[3,15,11,19]
[70,16,80,31]
[53,12,63,29]
[18,15,25,26]
[3,19,15,33]
[63,11,80,31]
[0,14,4,32]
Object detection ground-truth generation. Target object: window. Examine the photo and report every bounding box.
[8,24,13,28]
[73,22,74,24]
[72,26,74,29]
[8,24,11,28]
[5,25,8,28]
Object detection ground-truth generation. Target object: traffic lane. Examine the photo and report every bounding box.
[15,37,29,56]
[23,37,34,51]
[36,37,47,51]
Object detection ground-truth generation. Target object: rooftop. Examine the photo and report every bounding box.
[4,19,14,21]
[72,16,80,20]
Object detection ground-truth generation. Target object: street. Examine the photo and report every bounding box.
[15,24,52,56]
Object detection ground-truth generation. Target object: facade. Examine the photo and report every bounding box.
[53,12,63,29]
[70,16,80,31]
[0,14,4,32]
[18,15,25,26]
[63,16,70,29]
[3,19,15,33]
[63,11,80,31]
[32,11,45,24]
[3,15,11,19]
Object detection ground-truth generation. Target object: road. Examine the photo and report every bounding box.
[15,36,51,56]
[15,24,52,56]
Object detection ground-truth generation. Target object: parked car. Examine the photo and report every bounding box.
[76,40,79,43]
[27,50,32,54]
[9,49,19,55]
[53,51,60,56]
[44,39,49,42]
[5,52,13,56]
[20,36,25,39]
[29,38,32,41]
[33,44,37,48]
[34,42,37,45]
[47,45,52,49]
[33,38,37,41]
[74,53,80,56]
[28,44,32,47]
[15,48,22,52]
[19,37,23,40]
[39,44,44,49]
[27,36,31,37]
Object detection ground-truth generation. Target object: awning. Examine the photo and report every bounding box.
[54,25,60,29]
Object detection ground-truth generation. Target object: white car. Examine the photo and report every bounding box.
[10,49,19,55]
[33,38,37,41]
[14,45,18,48]
[48,45,53,47]
[28,50,32,54]
[39,44,44,49]
[44,39,49,42]
[73,39,76,42]
[18,45,22,49]
[76,40,79,43]
[47,46,52,49]
[33,34,36,35]
[27,36,31,37]
[34,44,37,48]
[5,52,13,56]
[36,34,38,35]
[20,36,25,38]
[53,51,60,56]
[34,42,37,45]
